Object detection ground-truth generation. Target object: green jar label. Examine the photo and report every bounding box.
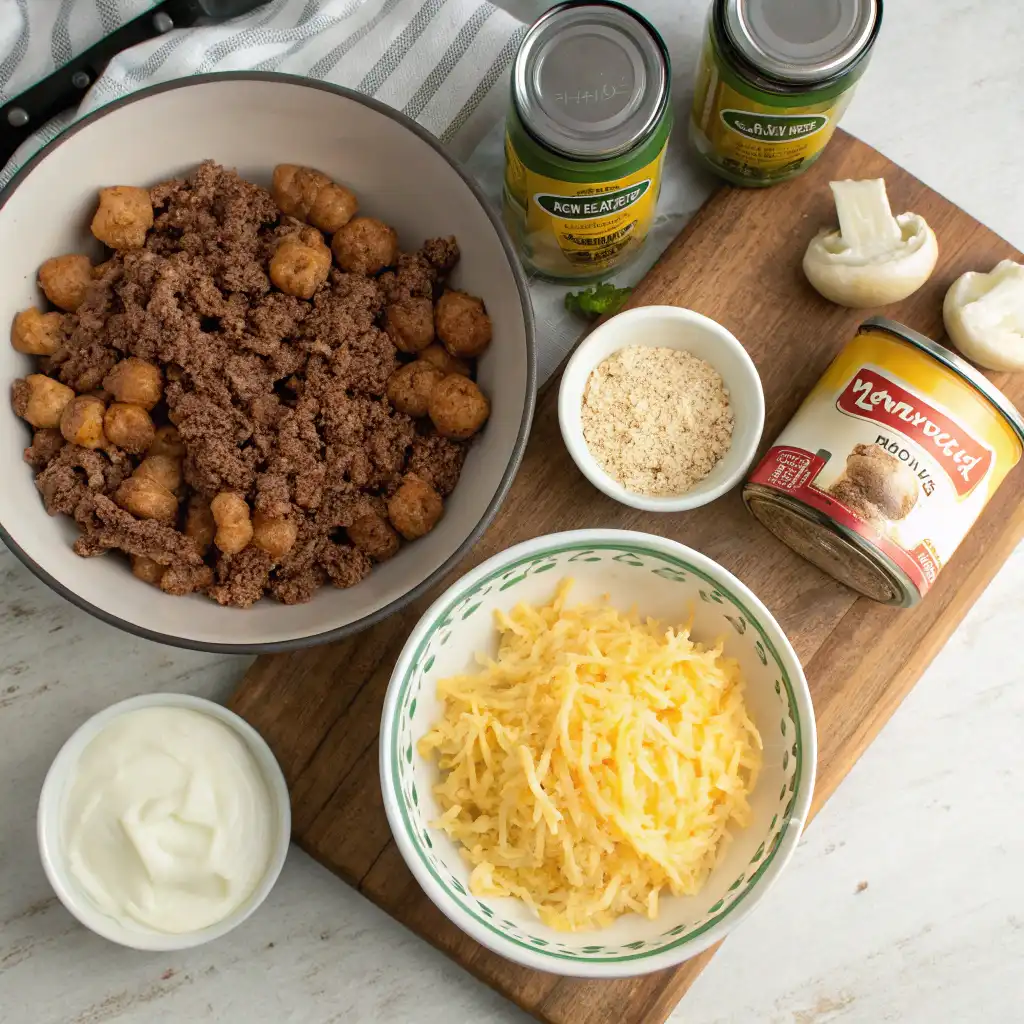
[534,180,651,219]
[689,11,874,186]
[720,110,830,144]
[502,123,670,280]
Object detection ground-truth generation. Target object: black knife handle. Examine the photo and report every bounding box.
[0,0,266,169]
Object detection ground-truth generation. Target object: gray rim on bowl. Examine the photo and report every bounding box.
[0,72,537,654]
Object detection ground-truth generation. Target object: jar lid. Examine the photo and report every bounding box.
[723,0,879,83]
[512,1,669,160]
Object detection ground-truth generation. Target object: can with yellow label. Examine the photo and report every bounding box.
[691,0,882,187]
[744,318,1024,606]
[503,1,672,281]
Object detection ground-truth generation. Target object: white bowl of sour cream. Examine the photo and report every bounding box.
[37,693,290,950]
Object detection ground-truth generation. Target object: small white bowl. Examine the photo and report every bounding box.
[380,528,815,978]
[558,305,765,512]
[37,693,291,951]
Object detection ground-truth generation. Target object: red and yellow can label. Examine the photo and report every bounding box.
[748,329,1022,598]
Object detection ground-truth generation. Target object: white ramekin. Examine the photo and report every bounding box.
[37,692,291,950]
[558,305,765,512]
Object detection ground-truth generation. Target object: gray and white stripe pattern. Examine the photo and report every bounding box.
[0,0,156,103]
[0,0,526,186]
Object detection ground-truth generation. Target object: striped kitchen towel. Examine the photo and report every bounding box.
[0,0,527,188]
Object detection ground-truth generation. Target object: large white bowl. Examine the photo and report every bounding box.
[0,74,535,652]
[380,529,815,978]
[558,305,764,512]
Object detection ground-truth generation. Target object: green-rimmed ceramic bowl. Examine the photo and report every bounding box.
[379,529,816,977]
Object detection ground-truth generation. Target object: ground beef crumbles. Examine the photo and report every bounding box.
[10,161,494,608]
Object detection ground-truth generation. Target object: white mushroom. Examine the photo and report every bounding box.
[803,178,938,308]
[943,259,1024,372]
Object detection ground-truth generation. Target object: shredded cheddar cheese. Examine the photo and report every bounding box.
[417,580,762,931]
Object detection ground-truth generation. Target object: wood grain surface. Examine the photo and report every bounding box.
[229,131,1024,1024]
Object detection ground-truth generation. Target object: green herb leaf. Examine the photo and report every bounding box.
[564,282,632,321]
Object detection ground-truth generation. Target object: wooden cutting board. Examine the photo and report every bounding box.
[229,130,1024,1024]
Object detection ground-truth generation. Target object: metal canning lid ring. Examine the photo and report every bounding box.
[723,0,880,85]
[859,316,1024,446]
[512,0,670,160]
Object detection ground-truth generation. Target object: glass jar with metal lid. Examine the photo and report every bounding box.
[691,0,882,186]
[503,1,672,281]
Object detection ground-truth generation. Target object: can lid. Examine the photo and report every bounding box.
[861,316,1024,446]
[512,1,669,160]
[723,0,878,83]
[744,487,917,607]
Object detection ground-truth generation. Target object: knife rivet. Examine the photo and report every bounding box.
[72,71,91,89]
[7,108,29,128]
[153,12,174,33]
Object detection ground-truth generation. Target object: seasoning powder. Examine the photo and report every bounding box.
[581,346,734,496]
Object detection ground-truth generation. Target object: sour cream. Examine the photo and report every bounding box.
[63,706,275,935]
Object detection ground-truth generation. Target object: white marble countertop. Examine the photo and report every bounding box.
[2,2,1023,1022]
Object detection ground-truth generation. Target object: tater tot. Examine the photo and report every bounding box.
[211,491,253,555]
[386,361,444,419]
[387,473,443,540]
[272,164,328,220]
[184,496,216,555]
[12,374,75,429]
[271,164,358,234]
[103,402,155,454]
[131,555,166,586]
[418,343,470,377]
[149,424,185,459]
[114,476,178,521]
[347,512,400,561]
[331,217,398,275]
[309,181,358,234]
[384,297,434,353]
[60,394,107,448]
[38,255,93,312]
[252,511,298,559]
[134,454,182,493]
[103,357,162,409]
[435,289,492,357]
[428,374,490,439]
[270,227,331,299]
[91,185,154,249]
[11,308,63,356]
